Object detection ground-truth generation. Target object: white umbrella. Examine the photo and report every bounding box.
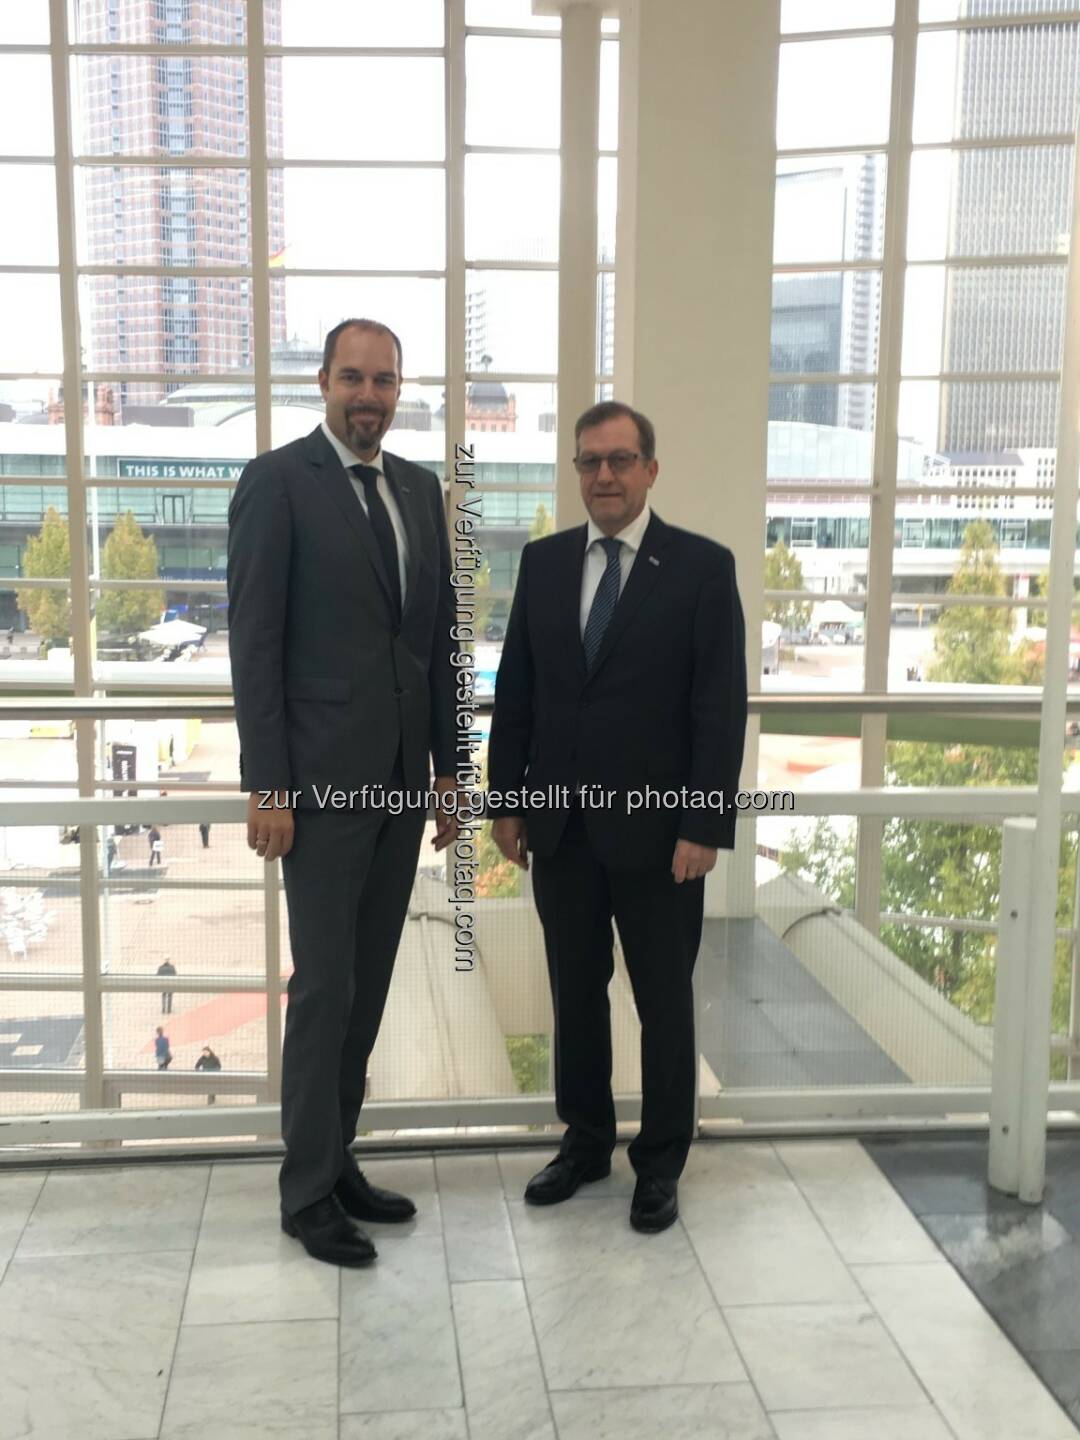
[137,619,206,646]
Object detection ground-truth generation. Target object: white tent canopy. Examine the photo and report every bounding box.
[137,619,206,646]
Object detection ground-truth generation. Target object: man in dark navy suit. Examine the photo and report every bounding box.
[228,319,457,1267]
[488,401,747,1233]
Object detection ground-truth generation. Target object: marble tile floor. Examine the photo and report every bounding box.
[0,1139,1077,1440]
[865,1134,1080,1431]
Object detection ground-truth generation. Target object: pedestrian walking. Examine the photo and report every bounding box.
[148,825,163,866]
[195,1045,222,1104]
[157,959,176,1014]
[154,1026,172,1070]
[198,822,211,848]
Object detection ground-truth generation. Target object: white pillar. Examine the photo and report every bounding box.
[989,818,1035,1196]
[615,0,778,915]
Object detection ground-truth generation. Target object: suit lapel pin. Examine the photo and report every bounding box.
[648,555,660,566]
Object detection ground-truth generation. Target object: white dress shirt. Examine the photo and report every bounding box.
[579,501,652,638]
[321,419,409,603]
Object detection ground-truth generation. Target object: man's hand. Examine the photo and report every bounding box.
[431,775,460,852]
[672,839,717,884]
[492,816,529,869]
[246,791,294,862]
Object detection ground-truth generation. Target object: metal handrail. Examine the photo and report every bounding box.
[0,689,1078,720]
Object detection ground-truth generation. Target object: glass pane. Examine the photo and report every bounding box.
[274,276,445,376]
[468,490,555,527]
[597,271,615,378]
[761,524,869,687]
[0,55,53,155]
[899,377,1061,452]
[272,57,444,160]
[0,997,84,1096]
[768,387,880,479]
[902,264,1066,377]
[0,3,49,43]
[465,37,560,148]
[280,0,443,46]
[466,270,557,374]
[70,2,245,43]
[0,166,57,265]
[914,26,1080,146]
[921,0,1080,19]
[465,154,559,262]
[0,275,62,372]
[599,39,619,151]
[0,584,74,675]
[466,0,561,29]
[276,167,444,270]
[75,166,252,269]
[908,146,1074,261]
[777,37,893,149]
[87,484,234,627]
[0,380,61,431]
[598,156,617,263]
[775,154,886,265]
[270,381,447,455]
[79,275,255,378]
[758,737,861,802]
[465,381,557,445]
[71,56,249,158]
[771,270,883,376]
[782,0,894,28]
[93,583,233,683]
[102,986,267,1079]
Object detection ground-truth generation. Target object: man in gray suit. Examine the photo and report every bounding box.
[228,318,458,1267]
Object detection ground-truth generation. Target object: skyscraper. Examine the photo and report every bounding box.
[770,154,885,437]
[940,0,1079,451]
[75,0,285,411]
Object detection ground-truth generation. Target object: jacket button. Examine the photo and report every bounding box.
[393,687,404,697]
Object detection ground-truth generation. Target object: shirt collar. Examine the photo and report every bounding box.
[586,501,652,555]
[321,418,383,476]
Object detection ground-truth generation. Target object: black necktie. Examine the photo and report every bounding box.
[351,464,402,619]
[583,536,622,670]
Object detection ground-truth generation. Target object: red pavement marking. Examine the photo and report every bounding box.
[142,991,287,1051]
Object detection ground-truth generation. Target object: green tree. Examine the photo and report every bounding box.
[923,520,1012,684]
[95,511,164,635]
[530,503,554,541]
[18,506,71,645]
[506,1033,551,1092]
[763,541,811,633]
[780,519,1076,1052]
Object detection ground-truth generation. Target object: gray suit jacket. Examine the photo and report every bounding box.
[227,425,456,805]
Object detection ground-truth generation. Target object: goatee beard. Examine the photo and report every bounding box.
[346,412,382,451]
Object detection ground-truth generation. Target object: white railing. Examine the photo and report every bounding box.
[0,695,1077,1184]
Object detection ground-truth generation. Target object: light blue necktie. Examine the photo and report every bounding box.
[583,536,622,670]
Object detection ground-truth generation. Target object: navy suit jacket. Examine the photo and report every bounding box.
[487,512,748,869]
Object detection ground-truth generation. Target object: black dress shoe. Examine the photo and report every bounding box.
[630,1176,678,1233]
[335,1168,417,1224]
[281,1194,377,1267]
[524,1154,612,1206]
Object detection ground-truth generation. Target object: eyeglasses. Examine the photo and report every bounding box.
[573,450,642,476]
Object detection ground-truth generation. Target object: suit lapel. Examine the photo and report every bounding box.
[304,427,397,613]
[586,513,673,679]
[382,452,421,615]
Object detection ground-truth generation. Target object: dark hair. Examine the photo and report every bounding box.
[322,318,403,378]
[574,400,656,461]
